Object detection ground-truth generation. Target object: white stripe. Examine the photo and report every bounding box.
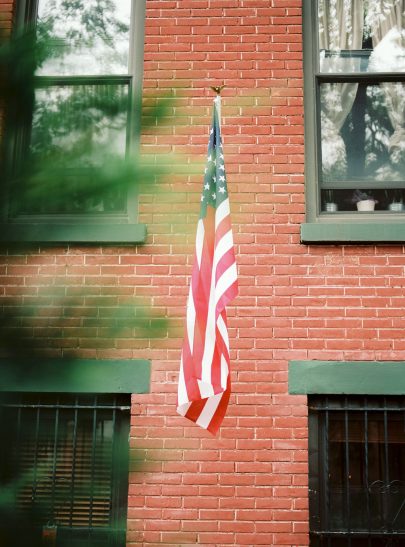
[186,283,195,354]
[215,198,230,229]
[217,313,229,353]
[177,354,190,406]
[177,401,192,417]
[215,262,238,306]
[195,392,223,429]
[195,219,204,269]
[214,229,234,266]
[220,354,229,391]
[197,378,215,398]
[200,264,216,385]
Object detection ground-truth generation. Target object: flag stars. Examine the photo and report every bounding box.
[218,164,225,171]
[219,175,225,182]
[204,183,210,190]
[212,193,216,200]
[219,186,226,194]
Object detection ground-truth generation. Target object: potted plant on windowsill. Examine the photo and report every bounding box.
[387,190,404,212]
[351,190,378,211]
[324,189,338,212]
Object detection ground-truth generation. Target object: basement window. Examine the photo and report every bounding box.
[309,395,405,546]
[0,393,130,546]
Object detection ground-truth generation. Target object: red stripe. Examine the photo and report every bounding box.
[215,213,232,245]
[206,377,232,435]
[184,398,207,423]
[209,327,223,393]
[181,335,202,402]
[190,209,215,375]
[215,247,236,285]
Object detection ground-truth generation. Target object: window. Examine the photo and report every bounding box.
[302,0,405,243]
[309,395,405,546]
[2,0,146,243]
[0,393,130,547]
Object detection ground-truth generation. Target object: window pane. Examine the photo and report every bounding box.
[36,0,132,76]
[14,84,128,215]
[320,82,405,184]
[31,84,128,164]
[318,0,405,73]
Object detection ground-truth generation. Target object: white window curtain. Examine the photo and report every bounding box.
[319,0,364,180]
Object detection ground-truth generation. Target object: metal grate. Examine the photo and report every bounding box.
[0,393,130,546]
[309,395,405,547]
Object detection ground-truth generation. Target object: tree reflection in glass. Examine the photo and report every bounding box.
[11,0,134,217]
[36,0,131,76]
[17,84,129,214]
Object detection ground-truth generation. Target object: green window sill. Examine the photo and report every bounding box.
[301,222,405,243]
[0,358,151,393]
[0,223,147,244]
[289,360,405,395]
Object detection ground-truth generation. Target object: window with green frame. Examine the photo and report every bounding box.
[0,393,130,547]
[2,0,146,243]
[302,0,405,243]
[289,360,405,546]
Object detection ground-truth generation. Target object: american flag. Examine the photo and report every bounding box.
[177,98,238,434]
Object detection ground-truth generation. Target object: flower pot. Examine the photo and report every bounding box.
[356,199,376,211]
[325,202,338,212]
[388,202,404,212]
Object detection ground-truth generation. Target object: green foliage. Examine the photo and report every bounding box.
[0,4,171,543]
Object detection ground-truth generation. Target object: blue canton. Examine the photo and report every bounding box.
[200,105,228,219]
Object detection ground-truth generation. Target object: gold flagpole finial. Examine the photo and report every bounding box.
[210,85,226,95]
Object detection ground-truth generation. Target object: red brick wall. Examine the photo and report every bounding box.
[2,0,405,546]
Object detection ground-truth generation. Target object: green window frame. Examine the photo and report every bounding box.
[289,360,405,396]
[301,0,405,243]
[1,0,146,244]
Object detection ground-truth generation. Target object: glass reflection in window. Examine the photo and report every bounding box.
[36,0,132,76]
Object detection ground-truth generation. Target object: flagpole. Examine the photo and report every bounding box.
[214,94,221,129]
[210,84,225,130]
